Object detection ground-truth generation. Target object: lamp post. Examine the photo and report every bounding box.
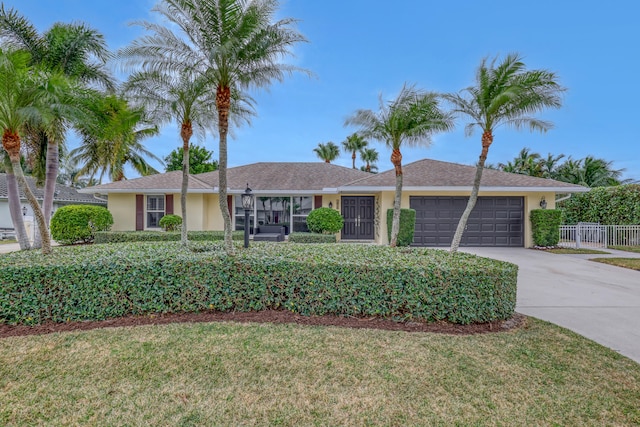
[241,184,254,248]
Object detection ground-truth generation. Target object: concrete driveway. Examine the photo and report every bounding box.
[463,247,640,364]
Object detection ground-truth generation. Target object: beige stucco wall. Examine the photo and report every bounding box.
[203,194,224,231]
[107,194,136,231]
[172,193,207,231]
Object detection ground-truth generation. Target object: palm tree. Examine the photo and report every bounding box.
[539,152,565,179]
[0,5,113,235]
[313,142,340,163]
[359,147,379,173]
[70,94,161,183]
[444,54,564,253]
[346,84,454,246]
[1,153,31,249]
[341,133,367,169]
[119,0,307,255]
[123,70,217,246]
[0,49,64,254]
[555,156,628,187]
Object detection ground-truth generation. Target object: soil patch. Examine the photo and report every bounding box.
[0,310,527,339]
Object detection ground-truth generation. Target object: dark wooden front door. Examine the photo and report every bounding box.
[341,196,375,240]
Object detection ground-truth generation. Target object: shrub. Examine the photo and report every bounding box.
[530,209,562,246]
[50,205,113,245]
[559,184,640,225]
[386,208,416,246]
[0,242,517,326]
[288,232,336,243]
[306,207,344,234]
[94,230,243,244]
[159,214,182,231]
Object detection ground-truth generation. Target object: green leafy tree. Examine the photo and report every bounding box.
[313,142,340,163]
[346,84,454,246]
[119,0,308,255]
[165,145,219,174]
[341,133,367,169]
[445,54,564,253]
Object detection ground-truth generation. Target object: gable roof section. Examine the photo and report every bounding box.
[78,170,212,194]
[197,163,372,193]
[0,173,106,204]
[340,159,590,193]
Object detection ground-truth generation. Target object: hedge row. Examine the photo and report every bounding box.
[0,242,518,326]
[530,209,563,246]
[288,232,336,243]
[386,208,416,246]
[560,184,640,225]
[94,230,244,244]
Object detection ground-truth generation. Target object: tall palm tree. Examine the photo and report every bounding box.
[1,153,31,249]
[0,6,113,235]
[70,94,161,183]
[346,84,454,246]
[359,147,379,173]
[341,133,367,169]
[124,70,217,245]
[119,0,307,255]
[445,54,564,253]
[539,152,565,179]
[313,142,340,163]
[0,49,65,254]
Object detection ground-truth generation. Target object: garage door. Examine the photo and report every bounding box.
[410,196,524,247]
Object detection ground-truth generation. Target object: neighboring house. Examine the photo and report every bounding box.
[80,159,589,247]
[0,173,107,229]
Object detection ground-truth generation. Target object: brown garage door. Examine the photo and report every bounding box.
[410,196,524,247]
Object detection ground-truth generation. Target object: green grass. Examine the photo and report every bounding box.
[609,245,640,253]
[544,247,610,254]
[591,258,640,271]
[1,319,639,426]
[0,239,16,245]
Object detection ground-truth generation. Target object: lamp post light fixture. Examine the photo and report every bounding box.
[241,184,254,248]
[328,201,333,209]
[539,196,547,209]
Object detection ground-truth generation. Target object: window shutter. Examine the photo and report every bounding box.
[135,195,144,231]
[227,195,233,217]
[166,194,174,215]
[314,195,322,209]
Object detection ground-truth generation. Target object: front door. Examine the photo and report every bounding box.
[341,196,375,240]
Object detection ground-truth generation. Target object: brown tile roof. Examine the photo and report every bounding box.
[342,159,589,191]
[79,171,212,193]
[197,162,372,193]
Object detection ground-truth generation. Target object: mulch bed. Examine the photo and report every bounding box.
[0,310,527,339]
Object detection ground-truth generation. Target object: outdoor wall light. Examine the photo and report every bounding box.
[241,184,254,248]
[539,196,547,209]
[328,201,333,209]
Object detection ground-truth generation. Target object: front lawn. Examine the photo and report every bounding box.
[591,258,640,271]
[543,248,610,255]
[1,319,639,425]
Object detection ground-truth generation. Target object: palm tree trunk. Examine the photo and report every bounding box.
[390,148,403,247]
[180,122,193,246]
[352,151,356,169]
[33,134,57,249]
[217,85,234,255]
[4,159,31,250]
[450,131,493,253]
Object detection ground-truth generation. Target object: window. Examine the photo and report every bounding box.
[147,195,165,228]
[234,196,254,233]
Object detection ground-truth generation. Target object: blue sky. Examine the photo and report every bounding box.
[4,0,639,181]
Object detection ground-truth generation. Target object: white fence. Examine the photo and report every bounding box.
[559,223,640,248]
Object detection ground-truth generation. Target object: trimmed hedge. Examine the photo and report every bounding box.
[560,184,640,225]
[288,232,336,243]
[0,242,517,326]
[530,209,562,246]
[94,230,243,244]
[50,205,113,245]
[387,208,416,247]
[306,207,344,234]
